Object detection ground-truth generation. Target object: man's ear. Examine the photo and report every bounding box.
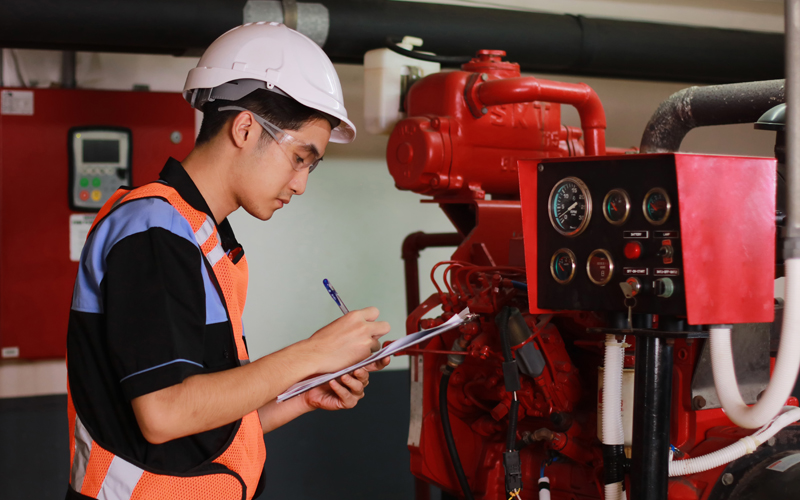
[230,111,257,149]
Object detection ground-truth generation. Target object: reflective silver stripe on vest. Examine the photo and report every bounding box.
[206,243,226,267]
[96,456,145,500]
[194,216,215,248]
[71,415,93,492]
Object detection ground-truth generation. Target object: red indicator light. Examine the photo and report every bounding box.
[624,241,642,260]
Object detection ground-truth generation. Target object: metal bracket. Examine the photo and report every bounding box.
[690,322,771,410]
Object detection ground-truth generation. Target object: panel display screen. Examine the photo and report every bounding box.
[83,139,120,163]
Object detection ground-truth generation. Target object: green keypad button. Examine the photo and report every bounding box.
[92,177,101,187]
[80,178,89,187]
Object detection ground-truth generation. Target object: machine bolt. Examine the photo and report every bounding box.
[721,473,734,486]
[170,131,183,144]
[480,73,489,81]
[430,117,441,130]
[693,395,707,409]
[538,164,544,172]
[481,107,488,114]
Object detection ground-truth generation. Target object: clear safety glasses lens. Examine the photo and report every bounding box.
[218,106,323,173]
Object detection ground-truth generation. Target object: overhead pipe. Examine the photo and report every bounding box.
[467,77,607,156]
[640,79,786,153]
[0,0,785,84]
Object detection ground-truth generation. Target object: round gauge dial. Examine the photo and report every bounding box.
[550,248,577,284]
[603,188,631,225]
[643,188,671,225]
[548,177,592,236]
[587,249,614,286]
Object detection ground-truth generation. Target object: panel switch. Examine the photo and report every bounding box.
[654,278,674,298]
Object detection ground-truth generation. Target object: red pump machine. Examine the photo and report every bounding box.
[0,88,195,359]
[388,50,798,500]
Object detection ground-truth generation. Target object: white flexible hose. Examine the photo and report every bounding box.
[604,482,623,500]
[602,335,626,500]
[710,259,800,428]
[669,406,800,476]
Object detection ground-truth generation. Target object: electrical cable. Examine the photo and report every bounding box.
[440,367,475,500]
[385,37,472,65]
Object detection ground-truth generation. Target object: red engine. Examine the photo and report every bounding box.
[388,51,800,500]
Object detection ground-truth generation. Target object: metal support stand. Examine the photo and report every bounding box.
[630,326,673,500]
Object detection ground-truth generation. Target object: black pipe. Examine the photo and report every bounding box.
[0,0,785,84]
[640,79,786,153]
[439,367,475,500]
[630,336,673,500]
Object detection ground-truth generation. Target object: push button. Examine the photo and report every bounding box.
[79,190,89,201]
[91,190,102,202]
[92,177,102,187]
[624,241,642,260]
[80,178,89,188]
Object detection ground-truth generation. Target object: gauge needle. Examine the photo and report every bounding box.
[558,201,578,219]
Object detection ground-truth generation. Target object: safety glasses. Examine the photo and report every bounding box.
[218,106,323,173]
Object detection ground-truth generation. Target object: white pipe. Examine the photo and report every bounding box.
[669,406,800,476]
[709,259,800,428]
[602,335,626,500]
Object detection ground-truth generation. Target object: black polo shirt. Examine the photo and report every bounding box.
[67,158,244,473]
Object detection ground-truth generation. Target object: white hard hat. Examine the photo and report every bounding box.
[184,22,356,143]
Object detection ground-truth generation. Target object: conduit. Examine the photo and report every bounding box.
[601,335,626,500]
[0,0,784,84]
[669,406,800,476]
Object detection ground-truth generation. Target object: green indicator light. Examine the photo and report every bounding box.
[80,178,89,187]
[92,177,101,187]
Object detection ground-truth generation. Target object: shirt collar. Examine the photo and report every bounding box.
[158,158,240,251]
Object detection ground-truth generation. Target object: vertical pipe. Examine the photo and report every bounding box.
[787,0,800,239]
[61,50,76,89]
[631,335,673,500]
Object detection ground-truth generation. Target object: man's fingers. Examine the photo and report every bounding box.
[365,357,391,372]
[359,306,380,322]
[340,374,365,395]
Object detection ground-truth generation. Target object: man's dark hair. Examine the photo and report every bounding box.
[195,89,338,146]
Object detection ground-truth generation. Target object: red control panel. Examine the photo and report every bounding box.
[519,153,776,325]
[0,88,195,359]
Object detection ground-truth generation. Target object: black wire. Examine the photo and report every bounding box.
[440,367,475,500]
[385,37,473,65]
[497,307,514,363]
[507,398,519,451]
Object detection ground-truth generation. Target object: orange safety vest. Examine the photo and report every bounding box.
[67,182,266,500]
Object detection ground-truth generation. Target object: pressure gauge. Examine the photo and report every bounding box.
[550,248,577,284]
[548,177,592,236]
[643,188,671,225]
[603,189,630,225]
[587,249,614,286]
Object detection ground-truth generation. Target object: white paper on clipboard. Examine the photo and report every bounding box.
[277,308,472,402]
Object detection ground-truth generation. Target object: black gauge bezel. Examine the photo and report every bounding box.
[586,249,614,286]
[550,248,577,285]
[602,188,631,226]
[642,187,671,226]
[547,176,592,237]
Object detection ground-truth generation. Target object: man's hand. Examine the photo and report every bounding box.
[301,356,391,411]
[306,307,391,373]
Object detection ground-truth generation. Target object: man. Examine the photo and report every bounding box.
[66,23,390,500]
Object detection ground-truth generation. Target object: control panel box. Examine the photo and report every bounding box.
[68,126,132,211]
[519,154,776,325]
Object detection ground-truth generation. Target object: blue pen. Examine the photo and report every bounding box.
[323,279,349,315]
